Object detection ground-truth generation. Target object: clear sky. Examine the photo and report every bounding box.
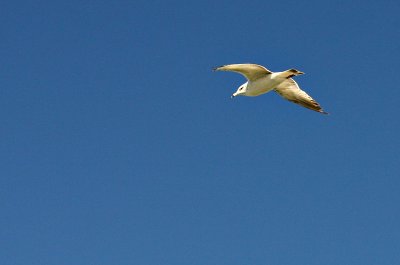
[1,1,399,264]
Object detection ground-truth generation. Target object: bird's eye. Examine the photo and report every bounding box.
[239,87,243,90]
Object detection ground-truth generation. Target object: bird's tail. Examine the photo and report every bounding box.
[281,68,305,78]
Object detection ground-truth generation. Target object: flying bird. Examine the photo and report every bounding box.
[213,63,328,114]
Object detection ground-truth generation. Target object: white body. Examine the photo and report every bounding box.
[243,73,286,96]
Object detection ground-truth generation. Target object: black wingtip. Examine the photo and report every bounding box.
[212,65,225,71]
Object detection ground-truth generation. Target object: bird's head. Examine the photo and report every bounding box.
[231,83,247,98]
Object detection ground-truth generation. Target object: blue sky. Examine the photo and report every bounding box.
[1,1,399,264]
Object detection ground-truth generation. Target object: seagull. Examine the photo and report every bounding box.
[213,63,328,114]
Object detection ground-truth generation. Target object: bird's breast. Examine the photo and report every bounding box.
[246,76,282,96]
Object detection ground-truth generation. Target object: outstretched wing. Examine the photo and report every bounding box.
[274,79,328,114]
[213,63,272,81]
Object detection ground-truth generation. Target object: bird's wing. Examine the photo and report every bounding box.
[274,79,328,114]
[213,64,272,81]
